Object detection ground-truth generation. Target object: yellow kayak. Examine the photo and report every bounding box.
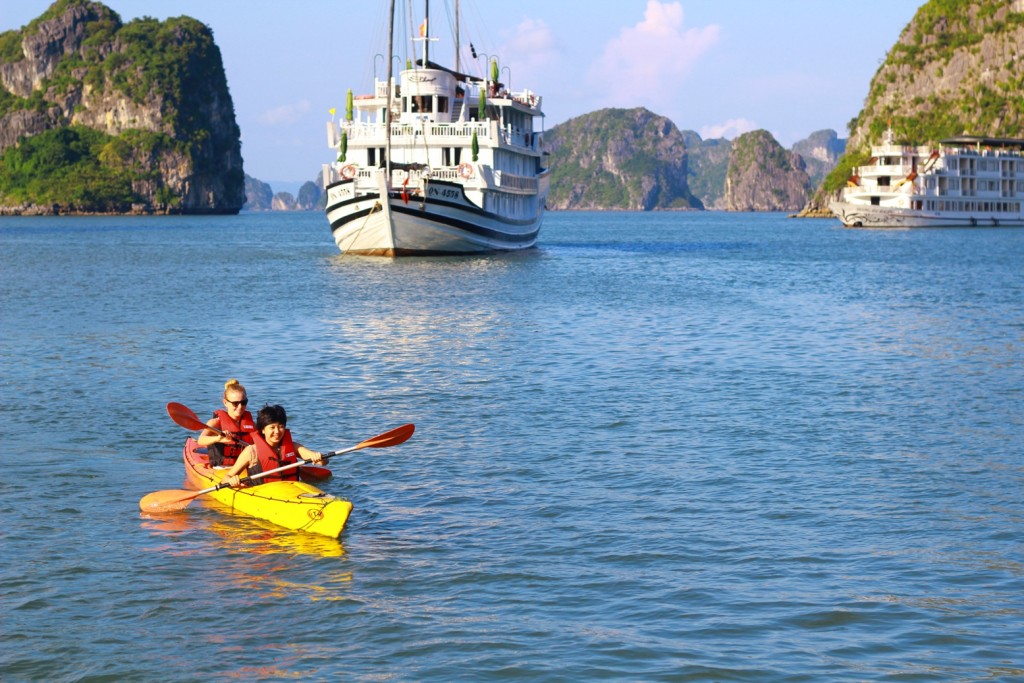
[181,438,352,538]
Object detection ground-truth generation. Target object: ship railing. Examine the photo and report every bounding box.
[856,163,912,176]
[336,121,497,144]
[497,124,542,151]
[493,170,539,194]
[337,119,541,152]
[323,163,381,185]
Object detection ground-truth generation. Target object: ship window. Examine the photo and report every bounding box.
[871,196,880,206]
[410,96,433,113]
[442,147,451,166]
[438,96,449,114]
[368,148,376,166]
[454,147,462,165]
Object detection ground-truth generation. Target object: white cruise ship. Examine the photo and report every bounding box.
[321,1,549,256]
[830,128,1024,228]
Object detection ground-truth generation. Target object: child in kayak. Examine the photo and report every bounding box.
[198,379,255,467]
[222,404,324,486]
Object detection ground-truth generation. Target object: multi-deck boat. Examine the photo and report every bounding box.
[321,1,550,255]
[830,128,1024,228]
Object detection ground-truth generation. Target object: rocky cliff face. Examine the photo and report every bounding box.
[0,0,243,214]
[804,0,1024,213]
[723,130,812,212]
[682,131,731,210]
[545,107,700,210]
[791,129,845,189]
[244,174,273,210]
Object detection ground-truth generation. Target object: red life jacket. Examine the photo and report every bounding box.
[212,409,255,464]
[248,429,300,484]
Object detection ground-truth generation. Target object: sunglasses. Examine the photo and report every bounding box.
[226,398,248,407]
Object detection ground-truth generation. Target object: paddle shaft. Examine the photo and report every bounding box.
[195,423,413,495]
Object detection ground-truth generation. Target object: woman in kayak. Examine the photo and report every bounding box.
[222,404,324,487]
[198,379,256,467]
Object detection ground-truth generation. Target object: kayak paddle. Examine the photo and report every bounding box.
[139,422,415,513]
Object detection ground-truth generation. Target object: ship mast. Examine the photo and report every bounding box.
[423,0,430,65]
[454,0,459,73]
[385,0,395,180]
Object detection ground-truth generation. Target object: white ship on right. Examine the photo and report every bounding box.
[830,127,1024,228]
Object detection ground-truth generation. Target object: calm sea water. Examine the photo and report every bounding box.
[1,211,1022,682]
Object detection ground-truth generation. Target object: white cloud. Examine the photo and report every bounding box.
[498,17,558,94]
[700,118,758,141]
[258,99,312,126]
[505,17,557,66]
[586,1,719,110]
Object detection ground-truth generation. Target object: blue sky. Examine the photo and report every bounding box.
[3,1,922,186]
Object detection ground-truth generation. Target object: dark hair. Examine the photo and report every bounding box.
[256,404,287,431]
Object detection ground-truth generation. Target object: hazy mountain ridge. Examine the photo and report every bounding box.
[545,110,843,212]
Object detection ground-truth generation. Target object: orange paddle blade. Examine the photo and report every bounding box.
[139,489,202,513]
[167,402,207,431]
[359,423,415,449]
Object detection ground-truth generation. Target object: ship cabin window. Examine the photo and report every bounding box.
[407,96,433,113]
[441,147,462,167]
[368,147,386,167]
[878,176,891,188]
[403,95,450,115]
[870,196,880,206]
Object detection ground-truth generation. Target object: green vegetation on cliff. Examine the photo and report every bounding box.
[0,126,183,209]
[0,0,243,213]
[815,0,1024,202]
[545,107,699,211]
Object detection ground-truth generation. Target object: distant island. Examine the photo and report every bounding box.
[243,174,323,212]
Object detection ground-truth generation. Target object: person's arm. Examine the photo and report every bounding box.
[197,417,230,447]
[295,443,324,464]
[222,445,255,487]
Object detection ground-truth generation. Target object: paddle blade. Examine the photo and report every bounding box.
[139,489,201,513]
[167,402,208,431]
[360,423,415,449]
[299,465,333,481]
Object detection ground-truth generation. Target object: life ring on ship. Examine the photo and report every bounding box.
[458,163,474,179]
[341,164,357,180]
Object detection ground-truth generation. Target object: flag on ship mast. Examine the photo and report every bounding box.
[419,19,427,37]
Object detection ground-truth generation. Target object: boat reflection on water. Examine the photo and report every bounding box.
[141,498,347,559]
[206,517,346,559]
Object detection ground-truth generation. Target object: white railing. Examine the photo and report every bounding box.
[493,170,538,193]
[334,119,541,152]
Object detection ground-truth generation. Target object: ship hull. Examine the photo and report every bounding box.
[326,179,544,256]
[831,201,1024,229]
